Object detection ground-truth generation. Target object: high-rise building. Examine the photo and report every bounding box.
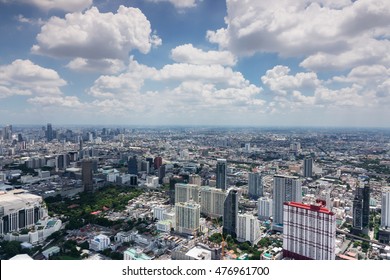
[223,188,238,238]
[169,176,184,205]
[303,157,313,178]
[236,213,261,244]
[154,156,162,170]
[189,174,202,186]
[216,159,227,190]
[2,125,12,141]
[128,156,138,175]
[175,201,200,235]
[352,181,370,235]
[175,183,200,204]
[283,201,336,260]
[46,123,53,142]
[381,187,390,229]
[56,154,70,170]
[158,164,166,184]
[272,175,302,231]
[200,187,226,218]
[82,159,94,192]
[248,173,263,199]
[258,197,273,221]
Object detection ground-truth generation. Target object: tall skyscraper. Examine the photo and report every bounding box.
[248,172,263,199]
[352,180,370,235]
[82,159,94,192]
[272,175,302,231]
[216,159,227,190]
[283,201,336,260]
[200,186,226,218]
[2,125,12,141]
[128,156,138,175]
[158,164,166,184]
[223,188,238,238]
[236,213,261,244]
[303,157,313,178]
[175,201,200,235]
[175,183,200,204]
[46,123,53,142]
[381,187,390,229]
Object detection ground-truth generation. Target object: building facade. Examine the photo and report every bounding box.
[175,183,200,204]
[200,187,226,218]
[283,201,336,260]
[258,197,273,221]
[175,201,200,235]
[236,213,261,244]
[303,157,313,178]
[223,188,238,238]
[216,159,227,190]
[272,175,302,231]
[248,172,263,199]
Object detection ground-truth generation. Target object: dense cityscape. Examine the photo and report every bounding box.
[1,124,390,260]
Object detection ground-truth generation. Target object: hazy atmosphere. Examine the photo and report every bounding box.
[0,0,389,127]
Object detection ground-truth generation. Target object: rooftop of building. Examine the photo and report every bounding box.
[124,248,152,260]
[284,201,335,216]
[0,189,43,211]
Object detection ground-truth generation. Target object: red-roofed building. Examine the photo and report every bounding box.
[283,200,336,260]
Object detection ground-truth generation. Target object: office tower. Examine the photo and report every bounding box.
[248,172,263,199]
[223,188,238,238]
[141,160,149,174]
[381,187,390,228]
[352,181,370,235]
[283,201,336,260]
[2,125,12,141]
[237,213,261,244]
[169,176,184,205]
[82,159,94,192]
[175,183,200,204]
[258,197,273,221]
[175,201,200,235]
[154,156,163,170]
[303,157,313,178]
[46,123,53,142]
[216,159,227,190]
[158,164,166,184]
[56,154,70,170]
[189,174,202,186]
[272,175,302,231]
[200,187,226,218]
[128,156,138,175]
[146,157,154,170]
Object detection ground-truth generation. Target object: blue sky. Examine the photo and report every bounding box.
[0,0,389,127]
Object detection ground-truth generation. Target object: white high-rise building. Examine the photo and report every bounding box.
[175,183,200,204]
[283,201,336,260]
[236,213,261,244]
[90,234,110,251]
[200,186,226,218]
[216,159,227,190]
[248,173,263,199]
[381,187,390,228]
[175,201,200,235]
[258,197,272,221]
[272,175,302,231]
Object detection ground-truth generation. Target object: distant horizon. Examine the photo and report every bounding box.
[3,123,390,130]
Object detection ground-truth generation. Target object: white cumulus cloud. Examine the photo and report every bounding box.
[32,5,161,72]
[171,44,236,66]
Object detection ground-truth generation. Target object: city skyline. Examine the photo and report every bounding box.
[1,0,389,127]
